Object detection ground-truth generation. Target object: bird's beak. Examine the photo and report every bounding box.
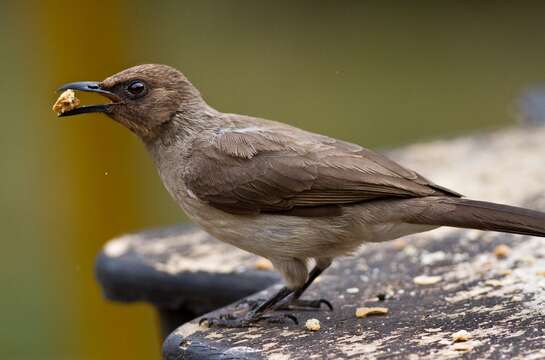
[56,81,121,117]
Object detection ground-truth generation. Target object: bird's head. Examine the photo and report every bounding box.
[57,64,203,138]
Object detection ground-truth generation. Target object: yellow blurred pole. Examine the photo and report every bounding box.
[19,1,159,359]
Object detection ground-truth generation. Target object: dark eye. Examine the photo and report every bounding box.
[126,80,147,98]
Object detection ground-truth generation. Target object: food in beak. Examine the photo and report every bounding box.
[52,90,81,115]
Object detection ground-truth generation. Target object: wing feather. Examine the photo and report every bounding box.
[183,120,460,215]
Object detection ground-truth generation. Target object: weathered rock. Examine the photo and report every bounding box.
[96,225,280,336]
[163,126,545,359]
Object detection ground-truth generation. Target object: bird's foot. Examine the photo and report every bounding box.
[199,311,298,328]
[275,298,333,311]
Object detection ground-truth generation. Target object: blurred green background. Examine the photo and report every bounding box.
[2,1,545,359]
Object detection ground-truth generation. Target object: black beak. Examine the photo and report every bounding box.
[57,81,121,117]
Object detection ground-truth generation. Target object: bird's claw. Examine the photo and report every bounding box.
[276,298,333,311]
[316,299,334,311]
[262,313,299,325]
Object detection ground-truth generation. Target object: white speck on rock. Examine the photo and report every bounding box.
[421,251,447,265]
[413,275,442,285]
[104,238,131,257]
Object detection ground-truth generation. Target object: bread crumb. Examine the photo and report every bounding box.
[494,244,511,258]
[355,307,389,318]
[305,318,320,331]
[413,275,442,285]
[452,330,471,342]
[255,258,273,270]
[52,89,80,114]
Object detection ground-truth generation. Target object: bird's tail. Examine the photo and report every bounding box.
[403,196,545,237]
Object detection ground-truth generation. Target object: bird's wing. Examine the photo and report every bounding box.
[184,120,460,215]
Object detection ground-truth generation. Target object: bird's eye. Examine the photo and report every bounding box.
[126,80,147,98]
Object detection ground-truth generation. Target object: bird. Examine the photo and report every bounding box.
[57,64,545,327]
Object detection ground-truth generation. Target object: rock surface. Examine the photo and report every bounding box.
[95,225,280,336]
[162,126,545,359]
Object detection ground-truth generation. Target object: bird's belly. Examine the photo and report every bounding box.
[166,179,438,260]
[177,197,363,260]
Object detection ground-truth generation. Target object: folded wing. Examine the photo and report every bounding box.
[184,120,460,215]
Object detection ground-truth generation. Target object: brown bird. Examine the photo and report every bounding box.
[57,64,545,327]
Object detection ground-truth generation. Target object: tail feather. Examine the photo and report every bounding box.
[404,197,545,237]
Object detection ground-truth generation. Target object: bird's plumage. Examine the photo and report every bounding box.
[59,64,545,323]
[184,115,460,215]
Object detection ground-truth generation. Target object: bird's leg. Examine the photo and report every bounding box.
[275,260,333,311]
[237,265,333,312]
[201,286,298,328]
[201,259,331,327]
